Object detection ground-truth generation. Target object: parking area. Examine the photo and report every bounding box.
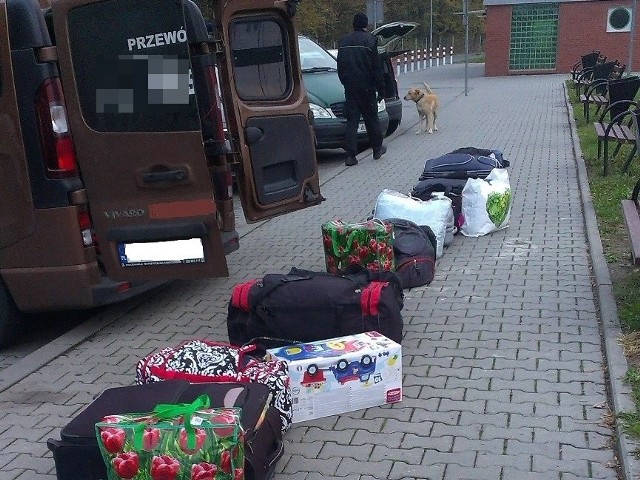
[1,63,636,480]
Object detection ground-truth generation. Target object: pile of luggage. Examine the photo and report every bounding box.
[410,147,511,239]
[47,147,512,480]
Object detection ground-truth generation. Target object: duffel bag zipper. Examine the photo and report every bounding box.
[396,256,434,271]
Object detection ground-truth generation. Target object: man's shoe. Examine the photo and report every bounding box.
[345,156,358,166]
[373,144,387,160]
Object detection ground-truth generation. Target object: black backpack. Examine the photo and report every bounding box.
[386,218,437,289]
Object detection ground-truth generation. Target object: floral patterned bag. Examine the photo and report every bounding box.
[321,219,395,274]
[95,395,244,480]
[136,340,292,434]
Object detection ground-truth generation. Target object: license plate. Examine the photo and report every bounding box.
[118,238,205,266]
[357,122,367,134]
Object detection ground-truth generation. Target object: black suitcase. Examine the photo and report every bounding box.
[227,267,404,348]
[419,148,509,181]
[47,380,283,480]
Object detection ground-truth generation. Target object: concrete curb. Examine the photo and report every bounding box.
[563,82,640,479]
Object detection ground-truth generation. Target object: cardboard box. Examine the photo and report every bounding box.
[266,331,402,423]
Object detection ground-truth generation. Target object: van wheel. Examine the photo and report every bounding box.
[386,120,400,136]
[0,276,23,348]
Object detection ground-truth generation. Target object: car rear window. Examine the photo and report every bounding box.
[229,16,291,101]
[68,0,200,132]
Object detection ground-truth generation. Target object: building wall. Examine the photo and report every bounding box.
[485,0,640,76]
[485,5,512,76]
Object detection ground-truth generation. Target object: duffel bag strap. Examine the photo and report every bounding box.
[243,336,303,351]
[361,281,388,316]
[249,273,313,311]
[231,279,259,311]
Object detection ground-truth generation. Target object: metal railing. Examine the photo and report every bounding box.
[395,46,455,75]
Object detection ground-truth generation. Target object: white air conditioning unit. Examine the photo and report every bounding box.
[607,7,633,32]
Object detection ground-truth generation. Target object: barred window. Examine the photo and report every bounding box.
[509,3,558,71]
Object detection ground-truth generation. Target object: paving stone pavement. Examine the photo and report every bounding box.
[1,64,639,480]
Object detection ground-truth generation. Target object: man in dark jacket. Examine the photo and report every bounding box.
[337,12,387,166]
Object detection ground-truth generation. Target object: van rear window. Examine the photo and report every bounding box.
[230,17,291,101]
[68,0,200,132]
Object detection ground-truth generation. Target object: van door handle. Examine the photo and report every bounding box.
[244,126,264,145]
[142,169,188,184]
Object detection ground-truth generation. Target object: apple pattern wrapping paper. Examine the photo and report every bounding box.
[322,219,395,274]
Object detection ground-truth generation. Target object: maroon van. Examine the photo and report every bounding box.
[0,0,322,346]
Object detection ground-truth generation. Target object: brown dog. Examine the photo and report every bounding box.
[404,82,439,134]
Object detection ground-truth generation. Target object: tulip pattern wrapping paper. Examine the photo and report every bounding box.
[322,219,395,274]
[95,395,244,480]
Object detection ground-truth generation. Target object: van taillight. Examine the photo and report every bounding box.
[204,64,226,144]
[77,211,94,247]
[35,78,78,179]
[117,282,132,293]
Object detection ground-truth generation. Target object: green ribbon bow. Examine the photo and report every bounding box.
[133,394,211,450]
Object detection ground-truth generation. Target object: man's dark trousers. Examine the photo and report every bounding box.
[344,86,383,158]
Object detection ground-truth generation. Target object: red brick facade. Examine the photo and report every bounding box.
[485,0,640,76]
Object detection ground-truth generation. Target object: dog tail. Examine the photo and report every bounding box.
[423,82,434,94]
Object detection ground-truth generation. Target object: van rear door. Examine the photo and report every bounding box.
[213,0,324,222]
[49,0,228,281]
[0,0,36,250]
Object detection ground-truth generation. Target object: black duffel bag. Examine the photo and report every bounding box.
[227,267,404,347]
[386,218,437,289]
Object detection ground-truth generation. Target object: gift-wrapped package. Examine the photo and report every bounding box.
[95,395,244,480]
[321,219,394,274]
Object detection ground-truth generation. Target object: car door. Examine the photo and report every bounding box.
[212,0,323,222]
[371,21,419,57]
[0,0,35,251]
[49,0,234,281]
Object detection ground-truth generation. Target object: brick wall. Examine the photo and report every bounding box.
[558,2,639,73]
[485,5,511,76]
[485,0,640,77]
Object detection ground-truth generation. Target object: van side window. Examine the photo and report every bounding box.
[230,17,290,100]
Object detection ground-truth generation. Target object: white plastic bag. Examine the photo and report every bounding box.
[460,168,512,237]
[373,189,454,258]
